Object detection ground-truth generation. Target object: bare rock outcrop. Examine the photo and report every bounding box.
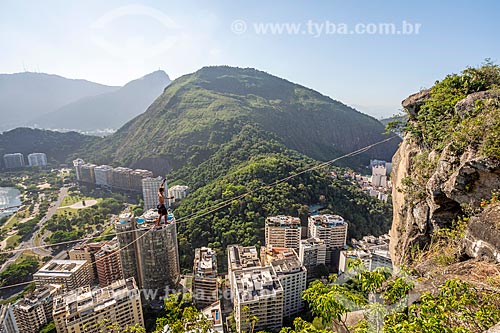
[390,90,500,266]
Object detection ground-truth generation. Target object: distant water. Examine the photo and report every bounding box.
[0,187,22,218]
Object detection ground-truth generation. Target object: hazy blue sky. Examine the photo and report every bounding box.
[1,0,498,118]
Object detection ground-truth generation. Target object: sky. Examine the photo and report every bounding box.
[1,0,499,119]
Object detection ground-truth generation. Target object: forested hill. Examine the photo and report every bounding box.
[0,128,98,167]
[79,66,400,175]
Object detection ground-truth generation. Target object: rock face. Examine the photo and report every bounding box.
[390,91,500,266]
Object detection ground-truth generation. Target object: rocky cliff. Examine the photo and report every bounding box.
[389,64,500,267]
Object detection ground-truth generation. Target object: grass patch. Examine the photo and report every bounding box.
[2,214,19,231]
[5,234,21,249]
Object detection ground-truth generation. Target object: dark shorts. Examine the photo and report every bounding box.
[157,204,168,215]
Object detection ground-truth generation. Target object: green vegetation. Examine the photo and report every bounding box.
[0,128,98,167]
[405,61,500,158]
[46,197,122,244]
[39,321,56,333]
[175,150,391,271]
[81,66,398,174]
[0,256,39,287]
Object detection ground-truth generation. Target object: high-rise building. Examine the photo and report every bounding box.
[79,163,96,184]
[308,215,348,270]
[115,213,139,286]
[299,237,327,278]
[233,267,284,333]
[27,153,47,167]
[129,169,154,192]
[95,240,123,288]
[265,216,301,251]
[142,177,164,211]
[111,167,133,190]
[0,304,18,333]
[227,245,261,297]
[135,209,180,293]
[167,185,189,204]
[73,158,85,181]
[12,285,62,333]
[94,165,114,187]
[115,211,180,294]
[52,278,144,333]
[33,260,93,292]
[69,242,104,282]
[192,247,218,309]
[270,255,307,318]
[3,153,24,169]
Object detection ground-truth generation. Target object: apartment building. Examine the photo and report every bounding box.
[52,278,143,333]
[270,256,307,318]
[3,153,24,169]
[33,260,93,292]
[93,165,113,187]
[27,153,47,167]
[141,176,164,211]
[12,285,62,333]
[116,211,180,294]
[192,247,218,309]
[95,240,123,287]
[299,237,327,278]
[308,214,348,268]
[232,267,284,333]
[79,163,96,184]
[129,169,153,192]
[0,305,18,333]
[265,216,301,251]
[167,185,189,204]
[227,245,261,297]
[111,167,133,190]
[69,242,104,281]
[73,158,85,181]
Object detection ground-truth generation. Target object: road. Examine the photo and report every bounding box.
[0,187,69,271]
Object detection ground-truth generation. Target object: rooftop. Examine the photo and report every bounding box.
[234,267,282,302]
[53,278,138,316]
[194,247,217,277]
[300,237,326,248]
[266,215,301,227]
[309,214,347,227]
[228,245,261,271]
[35,260,88,278]
[270,257,305,275]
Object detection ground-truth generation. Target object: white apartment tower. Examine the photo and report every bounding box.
[142,177,164,211]
[72,158,85,181]
[233,267,284,333]
[94,165,113,187]
[299,237,327,277]
[308,214,348,267]
[265,216,301,251]
[27,153,47,167]
[270,256,307,318]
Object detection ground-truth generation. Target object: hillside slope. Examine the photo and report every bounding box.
[30,70,171,132]
[0,128,98,167]
[0,72,118,131]
[80,66,400,174]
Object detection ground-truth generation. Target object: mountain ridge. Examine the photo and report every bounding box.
[0,72,119,131]
[79,66,400,175]
[28,70,171,132]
